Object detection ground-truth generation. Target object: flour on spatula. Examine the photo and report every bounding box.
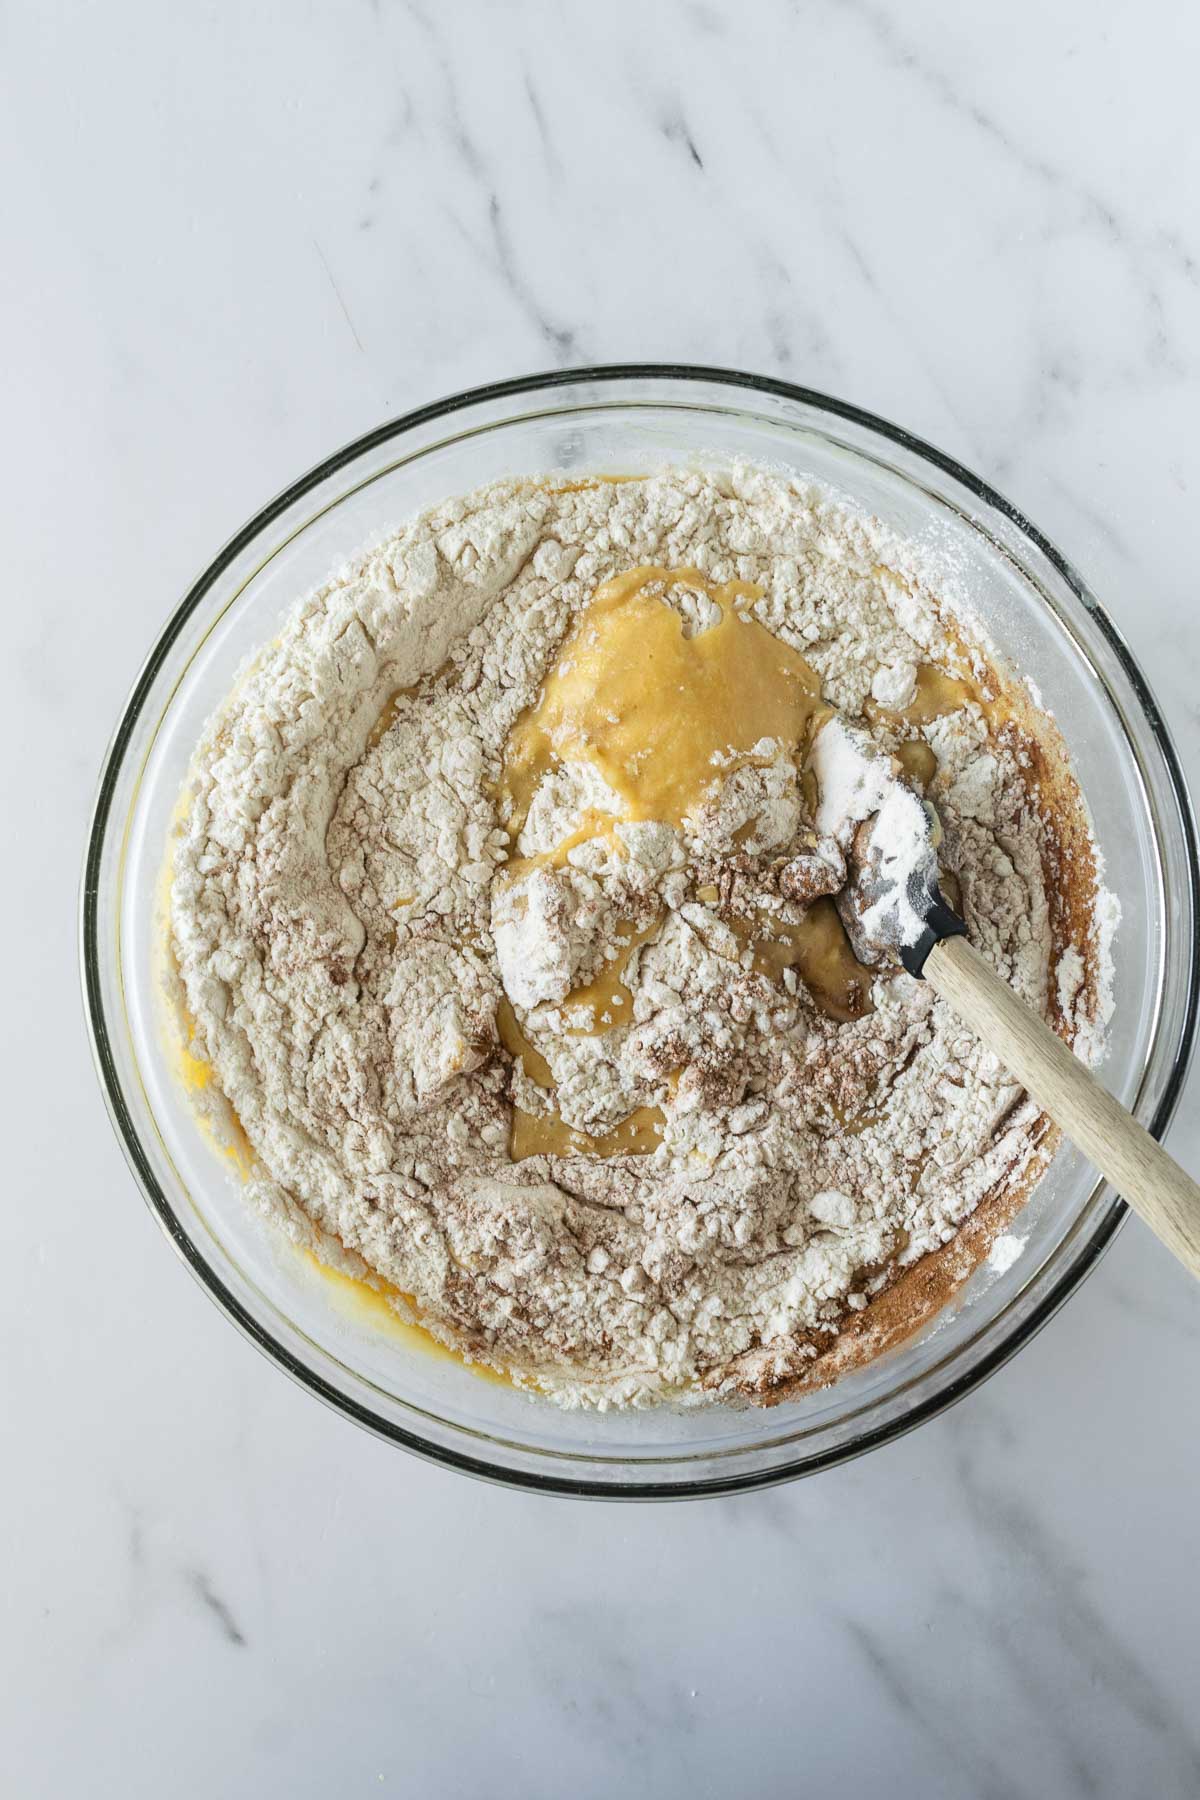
[811,716,938,948]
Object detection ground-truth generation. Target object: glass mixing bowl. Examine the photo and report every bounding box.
[81,367,1199,1498]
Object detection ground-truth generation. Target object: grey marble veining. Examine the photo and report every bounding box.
[3,2,1199,1795]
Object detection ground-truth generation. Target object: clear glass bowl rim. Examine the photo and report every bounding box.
[80,363,1200,1500]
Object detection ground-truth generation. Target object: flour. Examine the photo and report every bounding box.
[811,716,937,949]
[170,467,1115,1407]
[988,1232,1027,1275]
[870,660,919,710]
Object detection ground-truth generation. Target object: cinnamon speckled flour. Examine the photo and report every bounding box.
[170,468,1116,1406]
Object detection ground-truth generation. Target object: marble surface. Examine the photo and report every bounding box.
[3,2,1200,1794]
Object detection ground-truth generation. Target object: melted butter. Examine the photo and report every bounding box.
[157,803,259,1181]
[562,913,664,1034]
[496,997,556,1088]
[735,896,875,1023]
[498,565,828,843]
[495,810,623,888]
[545,474,641,494]
[509,1102,666,1162]
[865,661,993,730]
[173,985,512,1384]
[492,566,864,1142]
[161,807,509,1386]
[501,1000,668,1159]
[172,982,257,1177]
[828,1098,875,1138]
[170,967,510,1383]
[367,687,410,749]
[366,659,457,750]
[301,1252,511,1386]
[894,738,938,791]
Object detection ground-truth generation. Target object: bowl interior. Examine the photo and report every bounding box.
[89,373,1196,1494]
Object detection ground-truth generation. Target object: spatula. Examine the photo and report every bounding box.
[813,718,1200,1278]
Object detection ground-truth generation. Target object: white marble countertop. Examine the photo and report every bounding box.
[4,3,1200,1794]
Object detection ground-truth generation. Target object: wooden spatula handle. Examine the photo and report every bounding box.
[925,934,1200,1279]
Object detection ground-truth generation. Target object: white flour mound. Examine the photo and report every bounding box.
[170,467,1117,1408]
